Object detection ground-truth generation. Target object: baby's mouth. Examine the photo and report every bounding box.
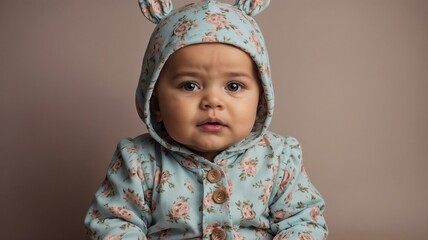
[203,122,222,126]
[197,118,225,126]
[197,118,226,131]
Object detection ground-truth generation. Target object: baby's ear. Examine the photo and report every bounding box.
[150,92,163,122]
[235,0,271,16]
[138,0,173,24]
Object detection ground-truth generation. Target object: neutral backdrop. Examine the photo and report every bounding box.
[1,0,427,239]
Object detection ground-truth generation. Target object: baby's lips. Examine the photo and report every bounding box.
[197,117,226,126]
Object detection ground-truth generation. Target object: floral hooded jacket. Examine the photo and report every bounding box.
[84,1,328,239]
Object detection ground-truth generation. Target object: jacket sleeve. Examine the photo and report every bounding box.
[84,138,153,240]
[269,137,328,240]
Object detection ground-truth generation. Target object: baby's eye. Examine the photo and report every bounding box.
[180,82,200,91]
[225,82,243,92]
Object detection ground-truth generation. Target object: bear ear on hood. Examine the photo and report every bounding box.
[138,0,173,24]
[235,0,271,16]
[138,0,271,24]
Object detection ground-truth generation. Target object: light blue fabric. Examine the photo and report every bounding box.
[85,133,327,239]
[85,0,328,239]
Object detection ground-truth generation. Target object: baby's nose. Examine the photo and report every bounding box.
[200,90,224,110]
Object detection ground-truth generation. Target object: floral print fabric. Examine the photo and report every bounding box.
[85,133,327,239]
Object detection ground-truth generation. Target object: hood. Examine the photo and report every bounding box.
[135,0,274,157]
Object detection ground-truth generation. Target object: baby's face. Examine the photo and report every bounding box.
[153,43,260,160]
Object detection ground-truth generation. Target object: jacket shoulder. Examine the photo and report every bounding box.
[263,131,301,149]
[117,133,155,150]
[114,133,160,169]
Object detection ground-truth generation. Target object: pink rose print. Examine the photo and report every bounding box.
[104,234,123,240]
[239,158,258,180]
[205,13,231,29]
[128,168,138,179]
[171,202,190,218]
[203,193,215,212]
[244,162,257,175]
[236,200,256,221]
[111,158,123,173]
[276,233,291,239]
[123,189,143,208]
[150,1,163,15]
[161,171,170,181]
[150,35,161,57]
[233,230,244,240]
[203,32,217,42]
[141,5,150,19]
[242,203,256,220]
[167,196,191,223]
[260,181,273,204]
[101,181,113,197]
[253,0,266,9]
[137,165,144,182]
[144,189,153,203]
[173,23,188,36]
[250,31,263,53]
[182,159,197,168]
[280,168,295,191]
[258,135,271,146]
[184,179,195,193]
[155,169,174,193]
[173,19,198,39]
[259,64,269,75]
[310,205,321,222]
[109,206,133,221]
[273,210,292,222]
[228,180,234,196]
[298,232,314,240]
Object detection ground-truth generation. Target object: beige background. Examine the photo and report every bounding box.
[1,0,427,239]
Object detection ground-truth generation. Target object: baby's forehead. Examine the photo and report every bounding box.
[166,43,253,63]
[158,43,259,79]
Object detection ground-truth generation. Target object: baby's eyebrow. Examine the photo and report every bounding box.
[170,71,201,80]
[225,71,253,78]
[168,70,255,81]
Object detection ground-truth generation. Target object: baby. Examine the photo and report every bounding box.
[85,0,328,239]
